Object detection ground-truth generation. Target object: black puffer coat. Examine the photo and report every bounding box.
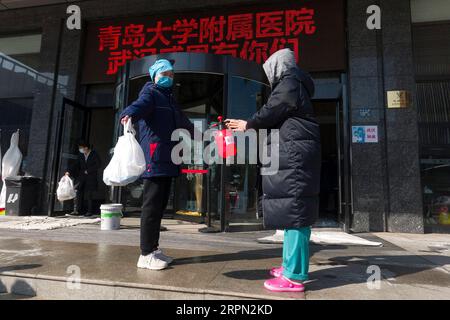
[246,52,321,229]
[69,150,102,191]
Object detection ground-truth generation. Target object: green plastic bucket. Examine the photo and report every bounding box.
[100,204,123,230]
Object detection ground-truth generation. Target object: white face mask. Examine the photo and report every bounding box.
[79,148,85,154]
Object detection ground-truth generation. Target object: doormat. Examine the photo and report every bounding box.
[311,231,383,247]
[0,216,100,230]
[257,230,383,247]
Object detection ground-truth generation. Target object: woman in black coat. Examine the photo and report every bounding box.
[65,141,102,217]
[226,48,321,292]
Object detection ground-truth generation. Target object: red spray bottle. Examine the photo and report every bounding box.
[212,116,236,159]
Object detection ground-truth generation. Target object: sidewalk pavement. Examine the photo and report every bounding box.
[0,217,449,300]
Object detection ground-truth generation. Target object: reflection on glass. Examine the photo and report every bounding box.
[421,159,450,227]
[173,73,223,223]
[225,76,269,227]
[0,34,42,70]
[175,120,206,217]
[0,98,33,162]
[417,81,450,229]
[0,34,43,163]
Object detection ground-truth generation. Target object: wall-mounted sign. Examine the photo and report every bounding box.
[352,126,379,143]
[359,108,372,118]
[82,0,346,83]
[387,90,410,108]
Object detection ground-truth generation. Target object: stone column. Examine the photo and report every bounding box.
[347,0,424,233]
[380,0,423,233]
[348,0,387,232]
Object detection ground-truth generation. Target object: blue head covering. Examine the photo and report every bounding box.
[149,59,174,81]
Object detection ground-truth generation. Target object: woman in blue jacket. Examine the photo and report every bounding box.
[120,59,194,271]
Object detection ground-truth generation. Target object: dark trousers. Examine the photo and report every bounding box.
[74,178,94,214]
[141,177,172,255]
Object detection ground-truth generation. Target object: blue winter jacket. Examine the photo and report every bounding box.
[119,82,194,178]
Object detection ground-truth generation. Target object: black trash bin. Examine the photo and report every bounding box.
[5,176,41,216]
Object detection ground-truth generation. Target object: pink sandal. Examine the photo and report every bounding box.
[264,276,305,292]
[269,266,283,278]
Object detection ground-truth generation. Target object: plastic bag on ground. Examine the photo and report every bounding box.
[103,119,146,186]
[0,131,23,210]
[56,175,76,202]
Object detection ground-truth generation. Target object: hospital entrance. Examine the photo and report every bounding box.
[50,53,351,232]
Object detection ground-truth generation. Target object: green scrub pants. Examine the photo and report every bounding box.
[282,227,312,281]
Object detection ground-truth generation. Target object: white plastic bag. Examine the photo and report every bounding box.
[0,131,23,209]
[103,119,146,186]
[56,175,76,202]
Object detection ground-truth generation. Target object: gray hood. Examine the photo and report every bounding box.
[262,48,297,86]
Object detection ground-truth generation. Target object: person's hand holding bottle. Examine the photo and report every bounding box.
[225,119,247,132]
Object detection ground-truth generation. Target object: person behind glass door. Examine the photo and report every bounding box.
[65,140,102,217]
[226,48,321,293]
[119,59,195,271]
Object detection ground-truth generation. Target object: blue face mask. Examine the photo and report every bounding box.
[156,76,173,88]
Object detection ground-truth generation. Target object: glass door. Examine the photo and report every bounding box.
[339,74,352,232]
[224,76,270,231]
[49,98,90,215]
[314,100,340,228]
[316,99,351,230]
[336,100,346,227]
[172,72,223,225]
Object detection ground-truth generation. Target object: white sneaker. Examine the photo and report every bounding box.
[136,253,169,270]
[154,249,174,264]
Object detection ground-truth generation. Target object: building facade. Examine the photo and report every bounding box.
[0,0,449,233]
